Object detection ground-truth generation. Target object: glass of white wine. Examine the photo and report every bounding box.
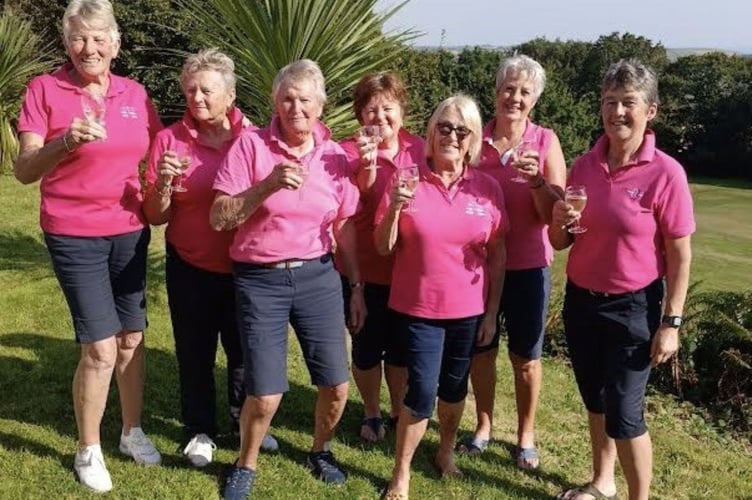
[565,185,588,234]
[81,90,106,139]
[359,125,381,170]
[172,144,191,193]
[398,165,419,213]
[510,139,535,183]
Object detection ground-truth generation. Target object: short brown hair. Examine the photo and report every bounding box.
[352,73,408,124]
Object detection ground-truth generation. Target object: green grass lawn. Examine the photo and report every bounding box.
[0,174,750,499]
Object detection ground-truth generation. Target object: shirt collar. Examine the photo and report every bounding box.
[52,63,128,97]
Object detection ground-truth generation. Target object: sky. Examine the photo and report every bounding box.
[376,0,752,53]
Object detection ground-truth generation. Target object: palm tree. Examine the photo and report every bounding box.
[0,4,58,172]
[173,0,417,136]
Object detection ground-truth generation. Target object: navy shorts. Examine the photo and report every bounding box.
[476,267,551,360]
[234,254,349,396]
[398,312,481,419]
[341,277,406,370]
[44,228,150,344]
[563,279,664,439]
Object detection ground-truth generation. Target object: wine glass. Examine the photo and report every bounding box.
[359,125,381,170]
[294,160,308,200]
[398,165,420,213]
[510,140,535,183]
[565,185,588,234]
[172,144,191,193]
[81,90,106,139]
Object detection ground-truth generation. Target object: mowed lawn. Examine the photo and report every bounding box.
[0,174,750,499]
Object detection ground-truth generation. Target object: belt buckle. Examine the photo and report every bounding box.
[589,289,609,298]
[285,260,304,269]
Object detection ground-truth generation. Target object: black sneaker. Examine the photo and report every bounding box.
[223,464,256,500]
[306,451,346,484]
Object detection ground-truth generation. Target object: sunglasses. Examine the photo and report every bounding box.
[437,122,472,140]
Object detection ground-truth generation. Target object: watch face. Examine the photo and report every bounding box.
[663,315,682,327]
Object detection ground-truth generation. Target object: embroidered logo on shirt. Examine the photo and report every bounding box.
[465,200,487,217]
[625,187,644,201]
[120,106,138,119]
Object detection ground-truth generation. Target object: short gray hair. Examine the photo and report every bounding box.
[271,59,327,106]
[495,54,546,100]
[426,94,483,166]
[181,48,237,92]
[602,59,660,106]
[62,0,120,46]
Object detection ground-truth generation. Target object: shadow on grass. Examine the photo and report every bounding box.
[0,230,50,273]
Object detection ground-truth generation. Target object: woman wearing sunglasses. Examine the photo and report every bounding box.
[460,55,566,470]
[375,95,508,499]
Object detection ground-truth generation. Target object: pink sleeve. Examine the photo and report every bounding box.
[373,175,398,226]
[17,79,49,138]
[213,133,255,196]
[145,132,169,185]
[491,181,510,236]
[338,139,361,177]
[334,153,360,219]
[656,163,696,239]
[145,97,163,142]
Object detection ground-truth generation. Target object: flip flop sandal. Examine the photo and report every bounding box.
[381,488,408,500]
[456,436,489,456]
[555,483,618,500]
[360,416,385,442]
[513,446,539,470]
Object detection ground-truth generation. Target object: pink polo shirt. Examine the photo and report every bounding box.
[213,116,359,264]
[145,107,249,274]
[566,131,695,294]
[376,164,509,319]
[18,64,162,237]
[335,129,425,285]
[478,119,555,270]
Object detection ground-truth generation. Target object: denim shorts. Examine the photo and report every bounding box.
[234,254,349,396]
[44,228,150,344]
[341,277,406,369]
[475,267,551,360]
[563,278,664,439]
[397,312,481,419]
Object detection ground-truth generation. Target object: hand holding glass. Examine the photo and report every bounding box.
[359,125,381,170]
[564,185,587,234]
[171,146,191,193]
[398,166,419,212]
[81,91,106,139]
[511,141,535,183]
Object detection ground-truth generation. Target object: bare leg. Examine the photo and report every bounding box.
[114,330,145,434]
[352,366,385,440]
[582,412,618,499]
[386,407,429,495]
[435,399,464,475]
[510,352,542,466]
[74,337,118,448]
[468,348,497,441]
[237,394,283,470]
[616,432,652,500]
[384,364,407,421]
[311,382,349,452]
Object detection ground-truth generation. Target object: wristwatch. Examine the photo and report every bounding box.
[661,315,683,328]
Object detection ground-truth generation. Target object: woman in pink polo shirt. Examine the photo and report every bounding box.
[143,48,278,469]
[209,59,365,499]
[13,0,162,493]
[464,54,566,470]
[550,60,694,500]
[336,72,424,443]
[376,95,508,499]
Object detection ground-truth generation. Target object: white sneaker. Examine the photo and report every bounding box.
[74,444,113,492]
[261,434,279,452]
[183,433,216,467]
[119,427,161,465]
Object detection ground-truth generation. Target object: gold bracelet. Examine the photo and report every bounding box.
[62,133,74,153]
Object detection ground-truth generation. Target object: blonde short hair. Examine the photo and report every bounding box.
[63,0,120,46]
[426,95,483,166]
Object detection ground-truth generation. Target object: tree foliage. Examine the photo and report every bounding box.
[0,4,58,172]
